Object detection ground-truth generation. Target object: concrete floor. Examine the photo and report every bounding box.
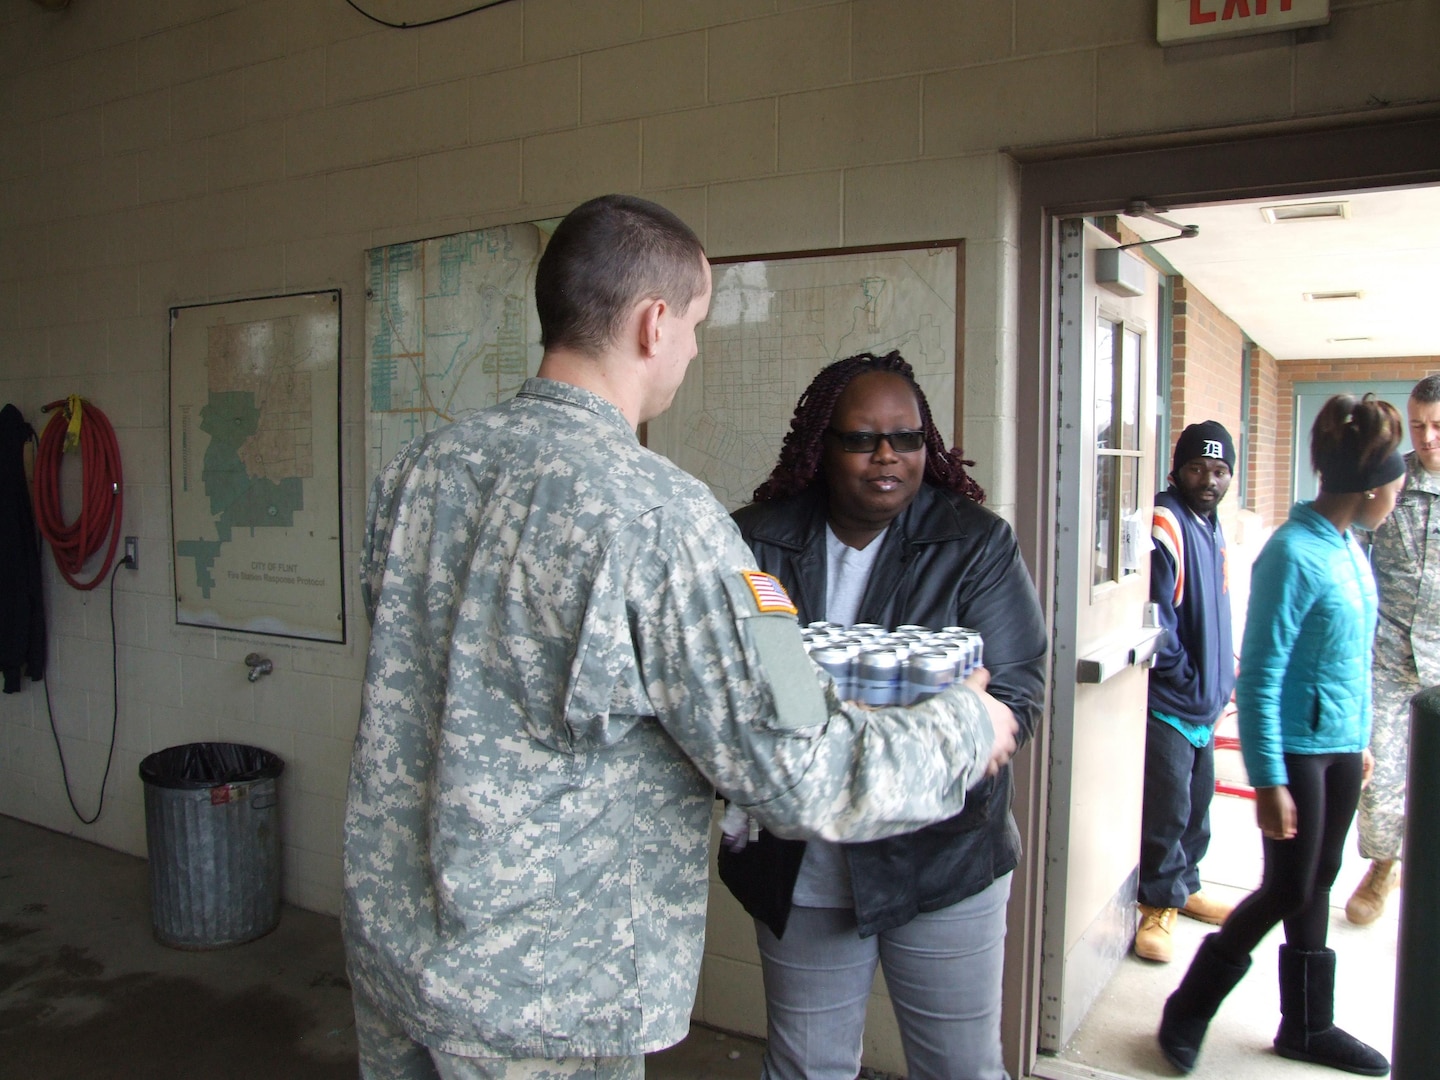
[0,812,763,1079]
[1048,786,1399,1080]
[0,802,1401,1080]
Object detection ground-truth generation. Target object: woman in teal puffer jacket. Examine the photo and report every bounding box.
[1157,393,1406,1078]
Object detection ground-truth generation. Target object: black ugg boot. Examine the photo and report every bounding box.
[1157,933,1252,1073]
[1274,944,1390,1075]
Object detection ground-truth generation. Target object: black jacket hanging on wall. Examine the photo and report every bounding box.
[0,404,45,692]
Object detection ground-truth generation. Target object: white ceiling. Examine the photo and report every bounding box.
[1119,185,1440,361]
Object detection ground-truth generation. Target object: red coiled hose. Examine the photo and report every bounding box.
[33,396,124,590]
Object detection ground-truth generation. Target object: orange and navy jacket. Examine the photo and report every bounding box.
[1149,487,1236,726]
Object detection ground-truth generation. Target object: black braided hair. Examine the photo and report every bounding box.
[753,350,986,504]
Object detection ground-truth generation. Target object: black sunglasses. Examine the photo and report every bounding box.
[826,428,926,454]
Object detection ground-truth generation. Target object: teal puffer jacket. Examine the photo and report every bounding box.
[1236,501,1377,789]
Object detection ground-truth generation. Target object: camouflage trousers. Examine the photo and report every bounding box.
[1357,658,1421,861]
[354,986,645,1080]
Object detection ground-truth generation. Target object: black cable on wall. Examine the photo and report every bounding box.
[344,0,515,30]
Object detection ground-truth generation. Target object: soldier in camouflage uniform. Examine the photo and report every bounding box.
[1348,373,1440,925]
[342,194,1021,1079]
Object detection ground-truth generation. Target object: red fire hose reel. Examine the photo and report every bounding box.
[33,396,125,590]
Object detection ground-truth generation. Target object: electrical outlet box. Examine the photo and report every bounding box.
[124,536,138,570]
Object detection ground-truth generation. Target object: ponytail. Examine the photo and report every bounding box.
[1311,393,1405,494]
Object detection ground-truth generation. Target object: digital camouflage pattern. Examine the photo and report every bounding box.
[1359,451,1440,860]
[344,378,996,1060]
[353,983,643,1079]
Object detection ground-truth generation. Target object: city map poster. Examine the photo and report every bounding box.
[364,221,549,489]
[170,290,345,643]
[647,242,960,510]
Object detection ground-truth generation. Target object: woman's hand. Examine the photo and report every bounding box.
[1361,748,1375,788]
[1256,785,1297,840]
[963,667,1019,776]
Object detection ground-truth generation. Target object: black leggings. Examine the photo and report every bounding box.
[1215,752,1363,957]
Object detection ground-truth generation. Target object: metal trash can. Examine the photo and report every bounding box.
[139,742,284,949]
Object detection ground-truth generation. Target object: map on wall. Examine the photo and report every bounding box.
[362,227,958,515]
[364,222,549,487]
[646,245,959,510]
[170,291,345,643]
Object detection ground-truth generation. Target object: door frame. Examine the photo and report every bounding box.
[1006,115,1440,1079]
[1037,220,1164,1052]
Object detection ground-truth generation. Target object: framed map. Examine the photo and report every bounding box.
[362,227,961,515]
[364,222,551,488]
[170,291,345,643]
[647,242,962,510]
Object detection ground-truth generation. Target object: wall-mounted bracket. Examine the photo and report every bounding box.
[1119,199,1199,250]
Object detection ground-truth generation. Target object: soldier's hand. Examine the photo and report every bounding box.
[964,667,1019,777]
[1361,748,1375,788]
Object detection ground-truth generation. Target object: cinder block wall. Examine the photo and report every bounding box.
[1,0,1438,1070]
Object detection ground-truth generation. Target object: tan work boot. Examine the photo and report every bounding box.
[1181,890,1233,925]
[1345,859,1399,926]
[1135,904,1178,962]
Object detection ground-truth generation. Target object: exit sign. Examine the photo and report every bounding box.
[1157,0,1329,45]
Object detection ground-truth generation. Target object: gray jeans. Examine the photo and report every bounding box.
[756,873,1012,1080]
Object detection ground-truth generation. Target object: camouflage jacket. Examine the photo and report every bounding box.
[1372,451,1440,687]
[342,378,996,1059]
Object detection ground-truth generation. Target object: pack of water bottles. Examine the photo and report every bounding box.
[799,623,985,707]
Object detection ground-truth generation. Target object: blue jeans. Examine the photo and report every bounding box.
[1139,715,1214,908]
[755,873,1012,1080]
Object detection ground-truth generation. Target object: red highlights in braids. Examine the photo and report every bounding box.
[752,350,985,505]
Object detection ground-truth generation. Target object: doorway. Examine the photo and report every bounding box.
[1010,116,1440,1080]
[1292,380,1417,504]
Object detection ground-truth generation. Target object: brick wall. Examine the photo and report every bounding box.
[1168,280,1246,535]
[1170,282,1245,440]
[1248,344,1282,526]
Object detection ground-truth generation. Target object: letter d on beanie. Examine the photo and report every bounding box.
[1172,421,1235,477]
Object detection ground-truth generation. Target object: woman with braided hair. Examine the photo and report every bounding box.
[718,351,1047,1080]
[751,349,987,505]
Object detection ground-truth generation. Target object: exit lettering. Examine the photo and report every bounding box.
[1157,0,1327,46]
[1190,0,1292,24]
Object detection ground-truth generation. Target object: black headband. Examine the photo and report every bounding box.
[1319,449,1406,495]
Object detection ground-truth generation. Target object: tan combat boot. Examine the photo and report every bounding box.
[1181,890,1234,925]
[1135,904,1178,962]
[1345,859,1399,926]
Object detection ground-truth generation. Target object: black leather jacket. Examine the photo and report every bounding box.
[717,483,1048,938]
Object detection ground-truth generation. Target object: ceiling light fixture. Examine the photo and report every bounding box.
[1327,336,1373,343]
[1303,290,1364,302]
[1261,201,1351,224]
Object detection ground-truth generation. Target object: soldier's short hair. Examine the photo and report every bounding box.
[1411,373,1440,404]
[535,194,708,358]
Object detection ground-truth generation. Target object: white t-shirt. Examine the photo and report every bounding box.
[792,525,888,908]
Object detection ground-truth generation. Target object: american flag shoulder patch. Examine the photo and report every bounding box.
[741,570,798,615]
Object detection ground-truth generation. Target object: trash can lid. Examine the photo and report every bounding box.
[139,742,285,790]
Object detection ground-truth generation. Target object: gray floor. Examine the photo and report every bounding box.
[1048,788,1399,1080]
[0,812,762,1079]
[0,803,1399,1080]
